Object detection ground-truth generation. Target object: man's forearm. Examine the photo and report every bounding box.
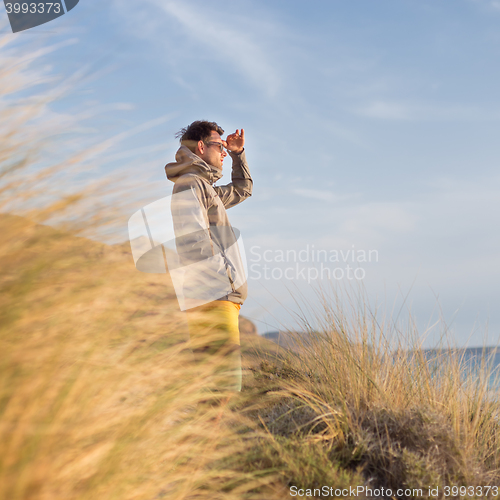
[227,149,252,200]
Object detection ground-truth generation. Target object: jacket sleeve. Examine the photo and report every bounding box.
[213,149,252,209]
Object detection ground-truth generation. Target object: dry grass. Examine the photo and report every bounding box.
[238,291,500,498]
[0,214,271,500]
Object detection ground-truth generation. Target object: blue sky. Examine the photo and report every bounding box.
[2,0,500,345]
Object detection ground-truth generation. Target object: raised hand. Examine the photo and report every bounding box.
[224,129,245,154]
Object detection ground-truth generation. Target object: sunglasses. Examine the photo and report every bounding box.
[205,141,226,153]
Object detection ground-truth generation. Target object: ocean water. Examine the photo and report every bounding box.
[422,346,500,391]
[261,332,500,392]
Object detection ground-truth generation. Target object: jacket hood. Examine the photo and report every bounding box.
[165,145,223,184]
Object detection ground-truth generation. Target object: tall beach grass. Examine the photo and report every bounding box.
[237,288,500,498]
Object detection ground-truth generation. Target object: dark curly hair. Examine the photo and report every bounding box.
[175,121,224,152]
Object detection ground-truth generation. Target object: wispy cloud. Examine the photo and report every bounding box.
[111,0,283,97]
[355,100,500,121]
[468,0,500,12]
[292,188,356,203]
[356,101,413,121]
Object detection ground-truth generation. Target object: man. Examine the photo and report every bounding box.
[165,120,252,392]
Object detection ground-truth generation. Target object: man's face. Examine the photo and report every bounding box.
[197,130,227,170]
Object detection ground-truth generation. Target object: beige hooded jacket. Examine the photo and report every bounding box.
[165,145,252,308]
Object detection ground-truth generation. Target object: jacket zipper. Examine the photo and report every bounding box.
[222,251,237,293]
[208,224,236,294]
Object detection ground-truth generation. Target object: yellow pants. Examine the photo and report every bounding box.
[185,300,242,392]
